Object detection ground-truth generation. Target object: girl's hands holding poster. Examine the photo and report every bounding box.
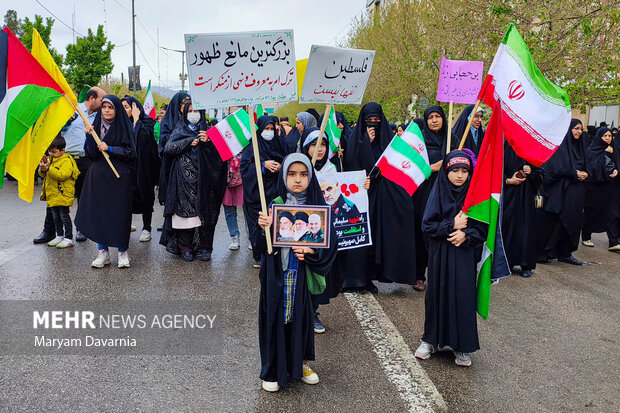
[258,210,273,229]
[293,247,315,261]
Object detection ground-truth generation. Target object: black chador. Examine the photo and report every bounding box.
[501,141,543,273]
[421,150,486,353]
[257,154,337,387]
[75,95,137,250]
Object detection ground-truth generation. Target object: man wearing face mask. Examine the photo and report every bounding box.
[241,116,290,267]
[159,101,228,262]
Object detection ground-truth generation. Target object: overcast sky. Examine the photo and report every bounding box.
[4,0,367,90]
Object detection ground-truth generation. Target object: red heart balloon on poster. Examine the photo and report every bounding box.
[341,183,350,197]
[349,184,359,194]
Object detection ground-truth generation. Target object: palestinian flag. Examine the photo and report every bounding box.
[325,104,342,158]
[375,121,431,196]
[207,108,253,161]
[143,80,156,119]
[462,101,509,319]
[479,24,571,166]
[0,27,64,181]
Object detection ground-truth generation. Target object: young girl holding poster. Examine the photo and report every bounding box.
[256,153,337,392]
[416,150,486,367]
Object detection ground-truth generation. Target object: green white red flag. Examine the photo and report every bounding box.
[325,104,342,158]
[143,80,156,119]
[0,26,64,183]
[478,23,571,166]
[207,108,253,161]
[375,121,431,196]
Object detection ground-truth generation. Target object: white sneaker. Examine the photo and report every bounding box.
[56,238,74,249]
[47,236,63,247]
[229,236,240,250]
[130,225,137,232]
[118,251,130,268]
[139,229,152,242]
[261,380,280,392]
[248,243,253,250]
[301,362,319,385]
[415,341,435,360]
[91,250,111,268]
[582,240,594,247]
[454,352,472,367]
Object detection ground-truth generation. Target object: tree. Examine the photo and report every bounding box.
[346,0,620,120]
[3,9,23,37]
[64,25,114,90]
[20,15,63,67]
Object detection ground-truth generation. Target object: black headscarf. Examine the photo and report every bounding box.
[413,118,425,131]
[306,108,321,124]
[158,91,190,153]
[586,127,619,182]
[91,95,136,152]
[121,95,156,131]
[423,150,473,225]
[275,153,326,207]
[242,115,288,164]
[344,102,392,173]
[451,104,485,156]
[422,106,450,164]
[167,100,208,146]
[335,111,353,140]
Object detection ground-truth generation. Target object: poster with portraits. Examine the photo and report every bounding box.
[272,205,331,249]
[317,170,372,250]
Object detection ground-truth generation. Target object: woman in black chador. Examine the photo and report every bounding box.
[76,95,136,268]
[256,153,337,392]
[342,102,417,291]
[159,100,227,262]
[582,127,620,251]
[411,106,459,291]
[534,119,589,265]
[451,104,486,157]
[415,150,486,367]
[121,96,160,242]
[501,141,543,277]
[241,116,289,267]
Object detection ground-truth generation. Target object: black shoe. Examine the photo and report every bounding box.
[182,252,194,262]
[33,231,55,244]
[157,226,164,232]
[521,270,533,278]
[199,249,212,261]
[75,231,87,242]
[558,256,588,266]
[366,282,378,294]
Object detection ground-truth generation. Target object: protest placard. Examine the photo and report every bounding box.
[184,30,298,109]
[436,56,484,105]
[317,171,372,250]
[299,45,375,105]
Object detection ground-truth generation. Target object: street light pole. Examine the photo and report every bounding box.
[162,46,188,92]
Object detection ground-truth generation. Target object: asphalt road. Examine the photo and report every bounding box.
[0,180,618,412]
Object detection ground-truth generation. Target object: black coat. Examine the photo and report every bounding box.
[75,95,137,250]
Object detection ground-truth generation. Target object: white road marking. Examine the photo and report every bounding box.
[345,291,447,412]
[0,243,35,267]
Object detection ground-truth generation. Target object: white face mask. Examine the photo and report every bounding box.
[187,112,201,125]
[261,130,274,141]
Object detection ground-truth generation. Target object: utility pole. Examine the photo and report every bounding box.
[131,0,137,95]
[162,46,187,92]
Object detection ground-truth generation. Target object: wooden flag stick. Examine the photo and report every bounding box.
[446,101,453,155]
[312,104,331,167]
[458,99,482,151]
[249,104,272,254]
[64,95,120,178]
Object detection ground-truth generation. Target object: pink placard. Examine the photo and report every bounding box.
[436,56,484,104]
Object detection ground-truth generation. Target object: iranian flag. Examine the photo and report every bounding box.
[375,121,431,196]
[0,26,64,182]
[479,24,571,166]
[254,103,264,122]
[325,104,342,158]
[143,80,156,119]
[207,108,253,161]
[462,100,509,319]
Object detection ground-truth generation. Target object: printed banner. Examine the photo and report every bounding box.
[436,56,484,104]
[185,30,298,109]
[299,45,375,105]
[317,170,372,250]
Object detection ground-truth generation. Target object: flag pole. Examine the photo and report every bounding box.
[458,99,482,150]
[63,95,120,178]
[312,104,331,166]
[446,101,453,154]
[249,103,273,254]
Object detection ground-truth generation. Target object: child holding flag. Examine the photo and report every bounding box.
[416,150,487,367]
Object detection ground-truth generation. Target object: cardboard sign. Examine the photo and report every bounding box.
[185,30,298,109]
[299,45,375,105]
[436,56,484,104]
